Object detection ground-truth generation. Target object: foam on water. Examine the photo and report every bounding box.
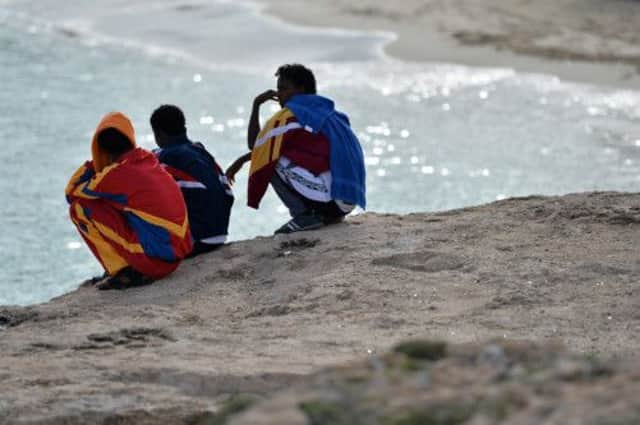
[0,1,638,306]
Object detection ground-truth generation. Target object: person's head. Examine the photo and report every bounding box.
[275,64,316,107]
[97,127,134,163]
[150,104,187,148]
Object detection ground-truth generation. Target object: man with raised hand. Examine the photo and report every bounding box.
[226,63,366,234]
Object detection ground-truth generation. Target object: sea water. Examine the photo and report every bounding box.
[1,0,639,306]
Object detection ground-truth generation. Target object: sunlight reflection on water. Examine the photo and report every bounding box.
[0,4,639,305]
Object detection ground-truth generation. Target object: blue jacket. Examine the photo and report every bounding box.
[285,95,366,209]
[156,135,233,243]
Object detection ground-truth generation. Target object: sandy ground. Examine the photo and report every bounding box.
[256,0,640,89]
[0,191,638,423]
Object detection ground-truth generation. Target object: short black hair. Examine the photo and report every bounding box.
[150,104,187,136]
[275,64,316,94]
[97,127,133,157]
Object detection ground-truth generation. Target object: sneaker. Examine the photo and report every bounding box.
[274,211,325,234]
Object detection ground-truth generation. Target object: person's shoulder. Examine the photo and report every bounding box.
[284,112,299,124]
[157,142,193,158]
[267,107,297,123]
[123,147,152,162]
[281,107,297,120]
[190,141,211,153]
[187,141,218,160]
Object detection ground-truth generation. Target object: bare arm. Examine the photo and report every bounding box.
[225,152,252,184]
[247,90,278,150]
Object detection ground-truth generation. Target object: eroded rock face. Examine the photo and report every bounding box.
[1,192,638,424]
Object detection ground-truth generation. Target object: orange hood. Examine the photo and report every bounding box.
[91,112,137,172]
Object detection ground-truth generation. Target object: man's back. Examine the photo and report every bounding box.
[156,137,233,243]
[97,147,186,220]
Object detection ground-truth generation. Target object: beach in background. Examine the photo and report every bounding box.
[259,0,640,89]
[0,0,639,305]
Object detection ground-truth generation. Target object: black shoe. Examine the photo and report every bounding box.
[323,214,346,225]
[80,272,109,288]
[97,267,153,290]
[274,211,325,234]
[186,241,223,259]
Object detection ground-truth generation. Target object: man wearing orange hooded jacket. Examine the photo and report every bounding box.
[65,112,192,289]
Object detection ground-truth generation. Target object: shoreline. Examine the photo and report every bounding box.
[255,0,640,90]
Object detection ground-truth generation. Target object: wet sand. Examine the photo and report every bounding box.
[256,0,640,89]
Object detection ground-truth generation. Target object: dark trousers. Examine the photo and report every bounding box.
[187,241,222,258]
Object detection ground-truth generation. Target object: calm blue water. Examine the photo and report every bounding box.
[1,1,639,306]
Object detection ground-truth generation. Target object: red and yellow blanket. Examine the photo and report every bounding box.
[248,108,330,208]
[66,112,192,278]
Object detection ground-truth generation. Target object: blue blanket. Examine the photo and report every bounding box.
[286,94,366,209]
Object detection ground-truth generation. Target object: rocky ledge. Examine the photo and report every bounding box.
[1,191,639,424]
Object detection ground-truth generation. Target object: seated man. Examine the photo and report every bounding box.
[66,112,192,289]
[150,105,234,257]
[226,63,366,234]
